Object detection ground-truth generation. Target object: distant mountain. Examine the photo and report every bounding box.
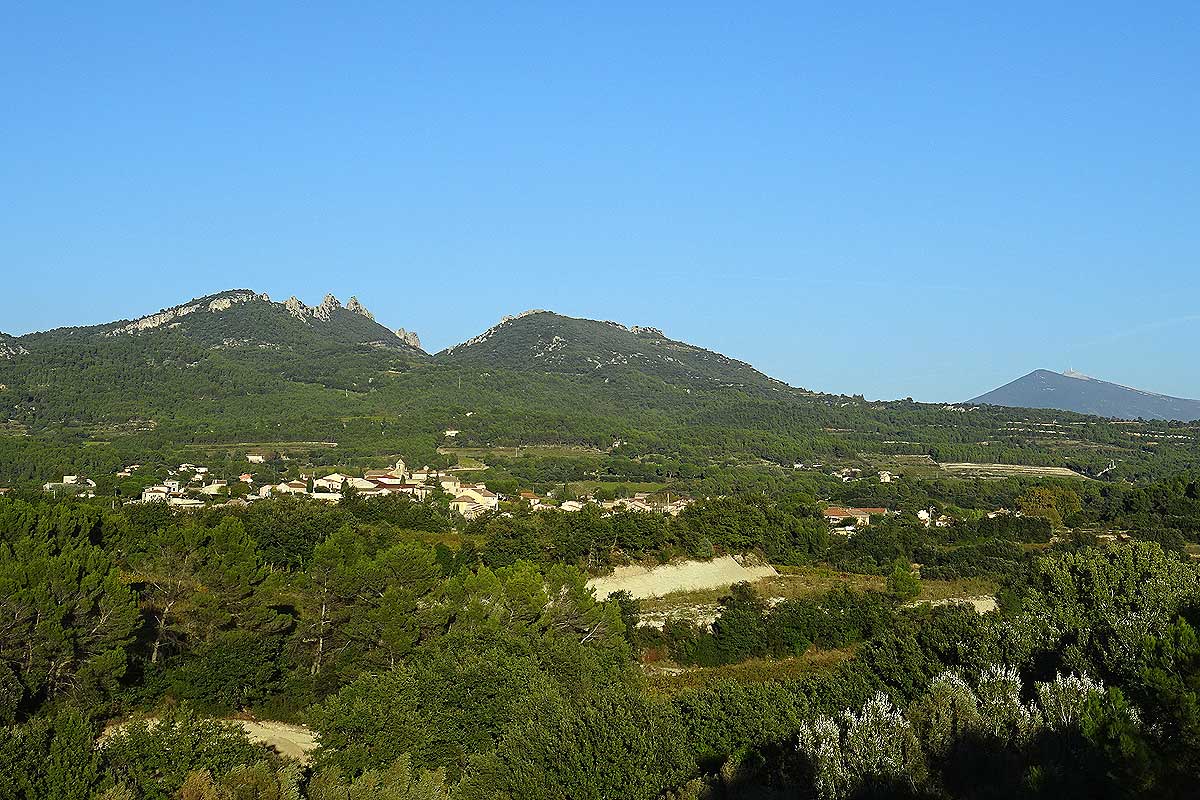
[436,310,788,391]
[970,369,1200,422]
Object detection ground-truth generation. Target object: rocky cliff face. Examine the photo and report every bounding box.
[95,290,423,352]
[284,293,346,322]
[106,290,268,335]
[0,334,29,359]
[395,328,422,349]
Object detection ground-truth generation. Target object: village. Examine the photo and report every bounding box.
[29,453,1030,534]
[36,454,698,520]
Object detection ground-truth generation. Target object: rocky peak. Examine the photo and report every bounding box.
[346,296,374,320]
[285,293,347,323]
[395,328,422,349]
[312,294,342,321]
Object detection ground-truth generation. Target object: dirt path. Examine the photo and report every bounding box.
[101,717,318,764]
[588,555,778,600]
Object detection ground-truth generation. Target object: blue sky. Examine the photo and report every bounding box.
[2,3,1197,401]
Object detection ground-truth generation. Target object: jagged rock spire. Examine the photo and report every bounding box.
[396,328,422,349]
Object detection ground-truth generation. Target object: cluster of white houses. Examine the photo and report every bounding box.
[261,461,502,519]
[136,462,241,509]
[49,456,695,521]
[132,459,507,518]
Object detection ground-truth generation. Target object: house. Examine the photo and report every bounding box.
[410,468,438,484]
[261,481,308,497]
[239,473,254,484]
[444,429,460,438]
[167,496,205,510]
[394,483,432,500]
[878,471,895,483]
[364,469,392,480]
[247,454,266,464]
[663,497,694,516]
[823,506,886,526]
[310,491,342,503]
[370,475,407,489]
[313,473,352,492]
[918,508,959,527]
[141,487,170,503]
[456,484,499,510]
[451,495,486,519]
[559,500,585,512]
[439,476,462,494]
[43,476,97,495]
[519,491,542,507]
[611,497,655,513]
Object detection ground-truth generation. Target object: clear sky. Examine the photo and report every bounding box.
[2,3,1197,401]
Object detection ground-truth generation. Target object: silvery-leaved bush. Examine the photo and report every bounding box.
[1034,672,1105,731]
[974,663,1036,741]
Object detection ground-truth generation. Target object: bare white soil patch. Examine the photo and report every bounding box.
[910,595,998,614]
[101,717,318,764]
[588,555,777,601]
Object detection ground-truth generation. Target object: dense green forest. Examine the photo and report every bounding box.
[1,467,1198,798]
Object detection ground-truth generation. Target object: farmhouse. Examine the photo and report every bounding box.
[823,506,887,526]
[451,495,487,519]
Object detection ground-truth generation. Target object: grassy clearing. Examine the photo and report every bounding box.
[449,454,487,469]
[637,563,996,615]
[916,576,999,602]
[859,453,943,478]
[440,444,605,459]
[645,647,856,694]
[568,480,669,495]
[639,564,879,615]
[400,530,483,549]
[177,441,340,454]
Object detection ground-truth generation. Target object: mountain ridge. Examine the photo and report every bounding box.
[11,289,427,355]
[5,294,789,391]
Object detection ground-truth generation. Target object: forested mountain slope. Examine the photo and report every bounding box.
[437,310,787,392]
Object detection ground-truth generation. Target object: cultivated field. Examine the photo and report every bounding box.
[939,462,1086,479]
